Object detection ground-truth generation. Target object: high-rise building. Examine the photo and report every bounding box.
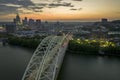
[101,18,108,23]
[22,17,28,25]
[28,19,35,26]
[6,24,16,33]
[45,21,48,24]
[29,19,34,24]
[36,19,41,26]
[13,13,21,25]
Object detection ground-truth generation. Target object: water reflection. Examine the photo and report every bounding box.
[0,44,33,80]
[58,53,120,80]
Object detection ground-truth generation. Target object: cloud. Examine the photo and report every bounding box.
[73,0,83,1]
[53,0,63,3]
[36,3,48,7]
[0,4,18,15]
[0,0,34,7]
[17,8,33,14]
[1,3,22,8]
[27,6,44,13]
[70,8,77,10]
[48,2,74,8]
[70,8,82,11]
[31,0,74,8]
[28,6,44,10]
[0,0,82,15]
[0,0,35,14]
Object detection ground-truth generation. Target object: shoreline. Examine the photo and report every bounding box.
[67,50,120,57]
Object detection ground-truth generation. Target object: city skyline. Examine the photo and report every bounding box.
[0,0,120,22]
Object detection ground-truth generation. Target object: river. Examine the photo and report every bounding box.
[58,53,120,80]
[0,44,33,80]
[0,44,120,80]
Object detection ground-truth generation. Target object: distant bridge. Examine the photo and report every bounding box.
[22,34,72,80]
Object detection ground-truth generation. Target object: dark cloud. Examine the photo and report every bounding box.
[0,0,35,14]
[36,3,48,7]
[0,0,82,15]
[70,8,77,10]
[27,6,44,13]
[28,6,44,10]
[0,4,18,15]
[70,8,82,11]
[53,0,63,3]
[49,2,74,8]
[0,0,34,7]
[73,0,83,1]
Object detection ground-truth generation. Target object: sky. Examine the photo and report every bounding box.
[0,0,120,22]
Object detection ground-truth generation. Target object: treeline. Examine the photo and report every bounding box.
[67,39,120,56]
[8,36,45,49]
[7,36,120,56]
[101,46,120,55]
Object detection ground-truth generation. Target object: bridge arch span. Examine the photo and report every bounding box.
[22,35,71,80]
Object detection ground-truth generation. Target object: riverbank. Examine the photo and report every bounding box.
[67,50,120,57]
[7,36,120,56]
[8,35,45,49]
[67,39,120,56]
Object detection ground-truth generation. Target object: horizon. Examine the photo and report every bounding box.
[0,17,119,23]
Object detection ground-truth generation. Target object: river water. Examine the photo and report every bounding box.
[0,44,120,80]
[0,44,33,80]
[58,53,120,80]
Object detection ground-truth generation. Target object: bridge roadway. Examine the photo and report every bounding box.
[22,35,71,80]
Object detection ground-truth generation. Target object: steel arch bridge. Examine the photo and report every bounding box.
[22,34,71,80]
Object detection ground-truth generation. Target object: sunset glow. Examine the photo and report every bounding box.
[0,0,120,22]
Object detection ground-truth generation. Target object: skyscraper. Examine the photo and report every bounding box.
[13,13,21,25]
[101,18,108,23]
[22,17,28,25]
[36,19,41,26]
